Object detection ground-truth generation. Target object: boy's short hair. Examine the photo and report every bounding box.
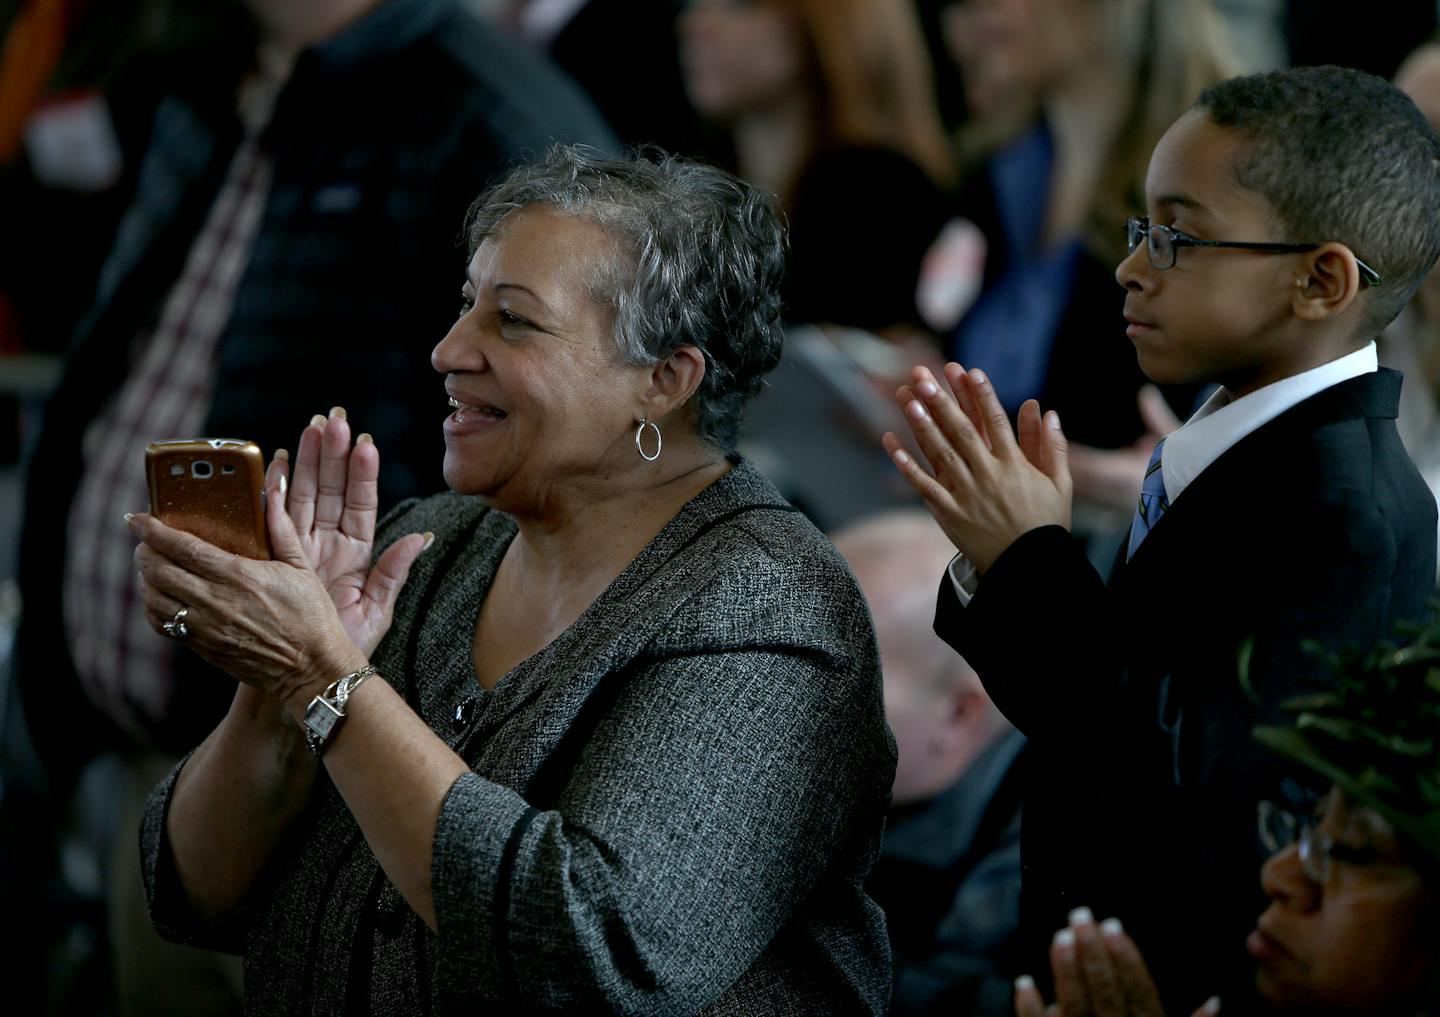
[1196,65,1440,338]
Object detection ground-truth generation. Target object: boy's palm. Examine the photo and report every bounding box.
[883,362,1072,573]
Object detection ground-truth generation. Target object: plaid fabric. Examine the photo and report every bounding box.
[61,71,279,741]
[17,0,615,768]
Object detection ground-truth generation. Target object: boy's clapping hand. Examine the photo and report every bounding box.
[883,362,1071,574]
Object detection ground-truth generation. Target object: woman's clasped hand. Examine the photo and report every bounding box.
[129,408,429,707]
[1014,908,1220,1017]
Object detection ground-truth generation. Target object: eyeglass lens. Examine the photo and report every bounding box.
[1257,801,1329,883]
[1125,219,1174,270]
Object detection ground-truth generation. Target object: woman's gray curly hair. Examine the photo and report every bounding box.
[465,144,787,451]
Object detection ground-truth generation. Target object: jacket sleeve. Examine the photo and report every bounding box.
[933,525,1123,741]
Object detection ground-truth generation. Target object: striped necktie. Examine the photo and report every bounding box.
[1127,438,1169,559]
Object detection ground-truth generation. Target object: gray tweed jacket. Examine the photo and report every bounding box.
[142,461,896,1016]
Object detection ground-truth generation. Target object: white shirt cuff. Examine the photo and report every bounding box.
[946,552,979,607]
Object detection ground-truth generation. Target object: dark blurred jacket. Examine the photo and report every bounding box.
[16,0,615,780]
[868,728,1026,1017]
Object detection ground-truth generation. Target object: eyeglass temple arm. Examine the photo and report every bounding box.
[1176,236,1382,286]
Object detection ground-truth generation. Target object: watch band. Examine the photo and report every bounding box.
[303,665,378,756]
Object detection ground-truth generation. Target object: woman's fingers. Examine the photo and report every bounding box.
[129,513,240,585]
[341,433,380,544]
[1100,919,1170,1017]
[135,572,187,636]
[264,448,290,506]
[364,531,431,615]
[288,415,326,534]
[1013,975,1048,1017]
[1050,926,1091,1017]
[265,474,314,570]
[313,408,353,530]
[1137,384,1180,438]
[1071,909,1126,1016]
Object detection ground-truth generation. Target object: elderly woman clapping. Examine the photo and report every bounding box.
[128,146,895,1015]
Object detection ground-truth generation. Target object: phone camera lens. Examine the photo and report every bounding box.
[192,461,213,479]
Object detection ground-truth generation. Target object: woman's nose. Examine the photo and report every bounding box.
[1260,844,1322,913]
[431,317,486,375]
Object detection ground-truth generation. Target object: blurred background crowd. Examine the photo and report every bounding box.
[0,1,1438,1014]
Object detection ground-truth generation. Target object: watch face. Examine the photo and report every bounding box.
[304,697,342,741]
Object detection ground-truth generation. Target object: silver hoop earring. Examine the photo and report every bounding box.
[635,418,662,462]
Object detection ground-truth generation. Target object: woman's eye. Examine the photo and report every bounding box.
[498,309,528,328]
[457,297,474,318]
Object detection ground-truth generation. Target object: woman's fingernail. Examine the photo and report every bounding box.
[278,474,287,497]
[918,379,938,397]
[1201,997,1221,1015]
[1069,906,1094,927]
[330,405,347,420]
[1014,975,1036,993]
[970,368,987,386]
[273,447,289,460]
[1053,927,1076,948]
[421,531,435,551]
[1100,917,1124,937]
[123,512,135,523]
[892,449,911,467]
[310,414,327,428]
[357,432,373,444]
[1048,410,1063,431]
[907,400,930,421]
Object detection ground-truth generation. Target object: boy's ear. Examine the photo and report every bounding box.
[1292,243,1364,323]
[641,345,707,423]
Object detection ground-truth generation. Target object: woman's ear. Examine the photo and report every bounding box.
[643,345,707,421]
[1292,243,1363,323]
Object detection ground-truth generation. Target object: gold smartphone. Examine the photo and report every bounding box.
[145,439,271,559]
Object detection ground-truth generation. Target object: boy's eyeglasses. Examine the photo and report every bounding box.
[1257,800,1385,884]
[1125,216,1382,288]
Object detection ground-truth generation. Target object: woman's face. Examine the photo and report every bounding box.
[1248,792,1438,1013]
[942,0,1102,107]
[679,0,809,123]
[432,207,649,513]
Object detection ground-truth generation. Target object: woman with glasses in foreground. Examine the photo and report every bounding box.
[1013,614,1440,1017]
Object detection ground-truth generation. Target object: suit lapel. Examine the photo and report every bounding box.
[1110,369,1401,592]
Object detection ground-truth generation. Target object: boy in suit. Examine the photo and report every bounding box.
[885,65,1440,1013]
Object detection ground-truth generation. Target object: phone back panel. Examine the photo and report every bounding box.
[145,439,271,560]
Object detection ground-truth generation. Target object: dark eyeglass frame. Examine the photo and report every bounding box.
[1125,216,1382,288]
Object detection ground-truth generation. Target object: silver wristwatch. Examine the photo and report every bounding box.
[303,665,378,756]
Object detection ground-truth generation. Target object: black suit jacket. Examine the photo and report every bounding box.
[934,369,1436,1012]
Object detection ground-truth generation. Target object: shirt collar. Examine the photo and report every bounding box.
[1162,342,1378,502]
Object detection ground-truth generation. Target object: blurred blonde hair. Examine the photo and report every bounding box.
[1086,0,1244,261]
[787,0,957,189]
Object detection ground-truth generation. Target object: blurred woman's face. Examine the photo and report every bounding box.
[679,0,809,122]
[942,0,1102,109]
[431,207,649,512]
[1248,792,1438,1013]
